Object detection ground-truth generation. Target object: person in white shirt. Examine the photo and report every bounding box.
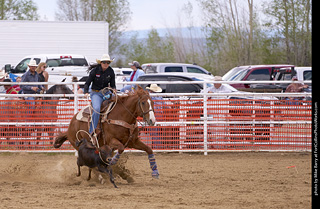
[206,76,232,94]
[205,76,231,147]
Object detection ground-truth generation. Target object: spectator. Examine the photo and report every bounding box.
[204,76,231,146]
[36,62,49,90]
[205,76,232,95]
[3,79,18,94]
[72,76,84,95]
[285,76,308,93]
[21,60,44,105]
[15,76,22,83]
[146,84,163,149]
[285,76,308,103]
[13,76,21,92]
[121,61,145,92]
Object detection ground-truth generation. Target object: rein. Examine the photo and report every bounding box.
[105,93,153,147]
[118,94,153,127]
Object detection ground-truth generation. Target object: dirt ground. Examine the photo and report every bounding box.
[0,152,311,209]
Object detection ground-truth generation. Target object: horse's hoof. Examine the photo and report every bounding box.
[98,175,105,184]
[152,171,159,179]
[126,176,135,183]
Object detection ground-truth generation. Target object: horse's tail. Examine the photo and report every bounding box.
[53,132,68,148]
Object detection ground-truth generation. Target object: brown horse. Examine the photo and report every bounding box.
[53,86,159,178]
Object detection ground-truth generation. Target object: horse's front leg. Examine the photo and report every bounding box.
[109,137,125,165]
[129,138,159,179]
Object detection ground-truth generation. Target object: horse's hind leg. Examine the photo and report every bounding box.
[53,132,68,148]
[129,138,159,179]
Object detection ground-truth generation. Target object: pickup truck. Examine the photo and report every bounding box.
[222,64,294,92]
[4,54,89,82]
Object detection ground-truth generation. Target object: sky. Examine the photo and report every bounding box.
[33,0,203,31]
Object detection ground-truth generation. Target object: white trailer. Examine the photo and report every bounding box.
[0,20,109,68]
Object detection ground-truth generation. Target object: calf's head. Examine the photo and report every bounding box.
[99,145,113,164]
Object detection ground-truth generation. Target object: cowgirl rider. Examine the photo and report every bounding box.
[84,54,116,137]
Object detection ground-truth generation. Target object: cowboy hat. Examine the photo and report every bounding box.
[146,84,162,93]
[128,61,141,68]
[213,76,223,81]
[27,60,38,67]
[0,70,7,79]
[96,54,115,64]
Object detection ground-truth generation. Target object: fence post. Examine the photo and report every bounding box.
[203,82,208,155]
[73,82,78,115]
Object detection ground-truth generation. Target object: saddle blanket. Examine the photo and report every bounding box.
[76,102,115,123]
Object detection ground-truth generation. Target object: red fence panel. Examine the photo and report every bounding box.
[0,96,312,152]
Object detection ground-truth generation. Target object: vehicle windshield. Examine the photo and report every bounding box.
[46,58,88,67]
[303,70,312,80]
[223,67,247,81]
[192,77,238,92]
[192,77,212,88]
[143,65,157,73]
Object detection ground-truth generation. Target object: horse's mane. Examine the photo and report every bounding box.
[115,87,149,103]
[46,85,56,94]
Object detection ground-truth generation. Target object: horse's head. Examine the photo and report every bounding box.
[135,86,156,126]
[46,84,74,99]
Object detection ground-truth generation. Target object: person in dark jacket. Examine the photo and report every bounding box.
[84,54,116,136]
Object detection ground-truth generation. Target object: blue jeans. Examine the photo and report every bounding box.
[25,97,36,115]
[120,84,135,92]
[89,91,104,134]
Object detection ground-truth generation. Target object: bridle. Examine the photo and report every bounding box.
[119,93,154,126]
[138,94,154,120]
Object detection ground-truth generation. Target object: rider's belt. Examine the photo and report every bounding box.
[92,89,100,92]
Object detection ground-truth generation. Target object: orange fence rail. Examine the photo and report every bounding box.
[0,96,312,152]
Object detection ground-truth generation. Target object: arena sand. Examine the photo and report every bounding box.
[0,152,311,208]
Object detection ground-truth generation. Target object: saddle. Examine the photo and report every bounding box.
[76,100,115,123]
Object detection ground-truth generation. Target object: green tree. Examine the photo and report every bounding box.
[0,0,39,20]
[120,29,175,66]
[120,32,147,64]
[263,0,312,66]
[145,29,175,63]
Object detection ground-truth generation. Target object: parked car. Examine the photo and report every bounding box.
[142,63,213,77]
[4,54,89,83]
[136,73,213,93]
[222,64,294,92]
[272,66,312,89]
[136,73,280,147]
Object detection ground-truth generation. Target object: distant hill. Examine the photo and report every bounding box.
[123,27,206,39]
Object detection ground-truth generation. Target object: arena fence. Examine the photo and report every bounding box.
[0,81,312,154]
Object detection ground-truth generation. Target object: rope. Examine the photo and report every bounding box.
[84,87,118,147]
[75,129,97,146]
[75,129,109,166]
[88,87,118,116]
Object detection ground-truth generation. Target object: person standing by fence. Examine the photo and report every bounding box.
[146,84,164,148]
[35,62,49,90]
[21,60,44,114]
[204,76,232,147]
[3,79,18,95]
[121,61,145,92]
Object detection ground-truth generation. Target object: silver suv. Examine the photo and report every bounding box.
[141,63,212,76]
